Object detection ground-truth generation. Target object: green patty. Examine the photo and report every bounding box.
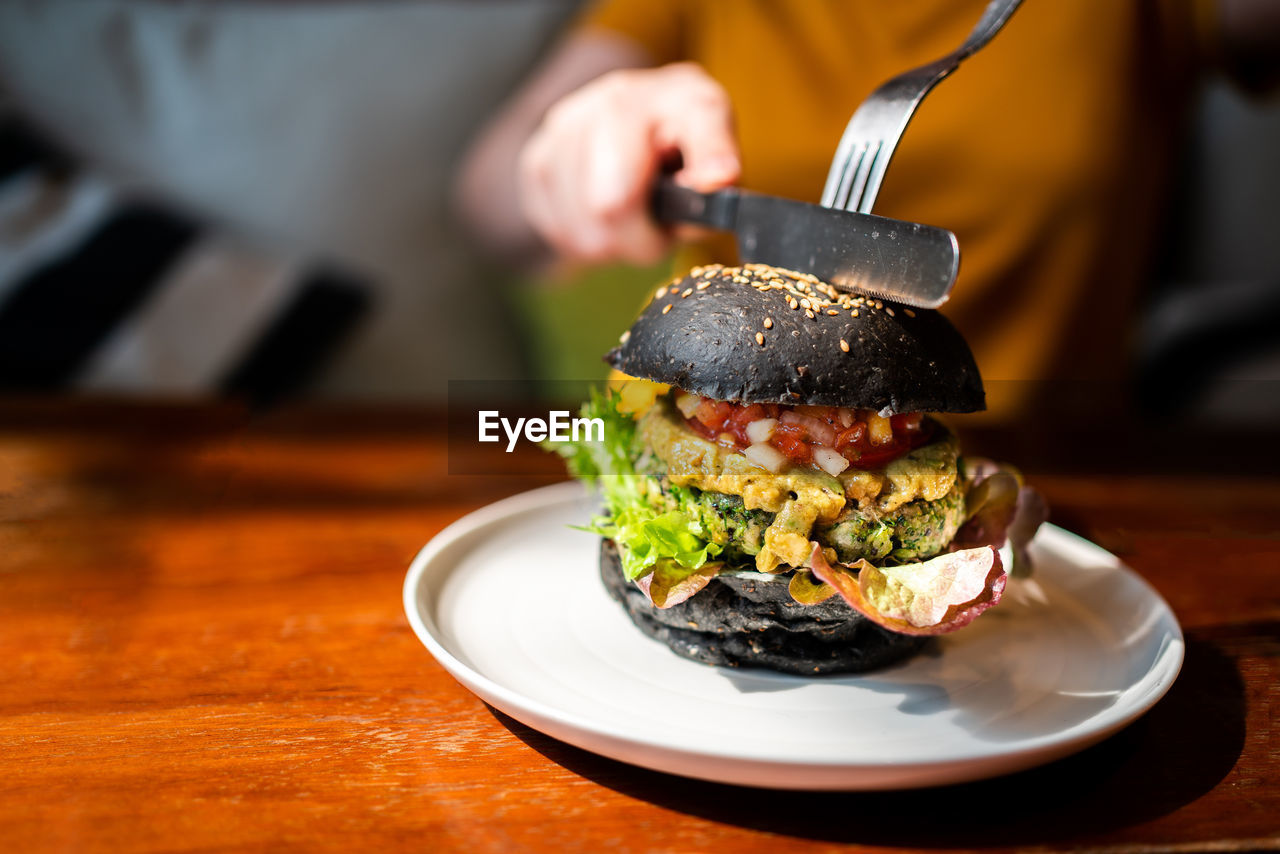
[646,478,965,568]
[819,487,965,564]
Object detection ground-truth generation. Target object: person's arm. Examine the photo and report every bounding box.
[454,30,740,269]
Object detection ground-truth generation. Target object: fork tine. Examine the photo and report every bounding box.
[842,140,882,214]
[855,143,895,215]
[832,143,868,210]
[821,132,860,208]
[822,111,877,209]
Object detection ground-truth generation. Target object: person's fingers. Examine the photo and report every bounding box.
[543,102,637,261]
[521,94,611,260]
[517,62,737,265]
[609,217,671,265]
[580,97,669,263]
[531,83,667,263]
[651,64,740,192]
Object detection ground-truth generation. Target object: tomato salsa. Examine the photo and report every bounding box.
[678,392,931,472]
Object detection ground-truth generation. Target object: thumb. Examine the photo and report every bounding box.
[669,117,740,192]
[676,133,740,192]
[651,72,740,192]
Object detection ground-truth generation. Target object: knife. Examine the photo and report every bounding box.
[653,178,959,309]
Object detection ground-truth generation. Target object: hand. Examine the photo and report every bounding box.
[518,62,740,266]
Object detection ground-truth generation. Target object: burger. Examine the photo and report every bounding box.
[557,263,1042,675]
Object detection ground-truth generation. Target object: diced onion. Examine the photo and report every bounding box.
[745,417,778,444]
[866,412,894,445]
[675,392,700,418]
[744,442,788,473]
[813,446,850,476]
[837,408,855,428]
[779,411,837,446]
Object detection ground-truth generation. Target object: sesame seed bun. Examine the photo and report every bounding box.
[606,264,984,413]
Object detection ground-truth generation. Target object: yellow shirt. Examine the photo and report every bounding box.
[581,0,1218,414]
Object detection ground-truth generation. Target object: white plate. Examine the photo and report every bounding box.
[403,481,1183,790]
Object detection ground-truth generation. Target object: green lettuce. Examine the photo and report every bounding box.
[602,508,723,581]
[553,390,723,591]
[550,387,639,484]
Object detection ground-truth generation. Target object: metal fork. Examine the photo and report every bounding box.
[820,0,1024,215]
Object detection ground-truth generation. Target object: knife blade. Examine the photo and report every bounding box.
[653,179,958,309]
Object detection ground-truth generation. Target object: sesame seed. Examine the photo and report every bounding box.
[681,288,693,298]
[800,298,811,310]
[789,298,799,310]
[840,339,850,352]
[905,308,916,318]
[620,330,631,344]
[885,307,895,317]
[670,286,680,294]
[654,287,667,301]
[755,332,765,346]
[827,309,839,316]
[763,317,773,329]
[805,310,815,319]
[852,309,859,317]
[662,304,672,315]
[697,281,711,290]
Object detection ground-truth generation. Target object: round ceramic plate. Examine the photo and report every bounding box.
[403,481,1183,790]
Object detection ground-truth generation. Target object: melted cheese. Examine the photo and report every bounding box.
[875,438,959,513]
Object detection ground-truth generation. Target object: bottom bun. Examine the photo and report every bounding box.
[600,540,927,675]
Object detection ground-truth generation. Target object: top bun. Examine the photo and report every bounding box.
[606,264,984,413]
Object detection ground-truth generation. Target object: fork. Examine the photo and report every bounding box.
[820,0,1024,215]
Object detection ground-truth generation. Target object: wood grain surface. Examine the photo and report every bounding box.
[1,399,1277,853]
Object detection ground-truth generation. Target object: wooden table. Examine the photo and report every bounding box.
[2,399,1278,853]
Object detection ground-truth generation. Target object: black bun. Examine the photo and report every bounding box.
[600,540,927,675]
[607,264,984,413]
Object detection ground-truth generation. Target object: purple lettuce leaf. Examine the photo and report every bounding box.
[955,459,1049,578]
[807,543,1006,636]
[635,559,724,609]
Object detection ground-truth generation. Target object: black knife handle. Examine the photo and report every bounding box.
[652,178,739,230]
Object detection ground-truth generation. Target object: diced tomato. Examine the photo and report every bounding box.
[846,442,910,470]
[891,412,924,433]
[685,418,716,441]
[769,426,811,464]
[729,403,766,430]
[695,399,734,432]
[834,422,866,451]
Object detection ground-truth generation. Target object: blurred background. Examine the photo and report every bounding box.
[0,0,1277,420]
